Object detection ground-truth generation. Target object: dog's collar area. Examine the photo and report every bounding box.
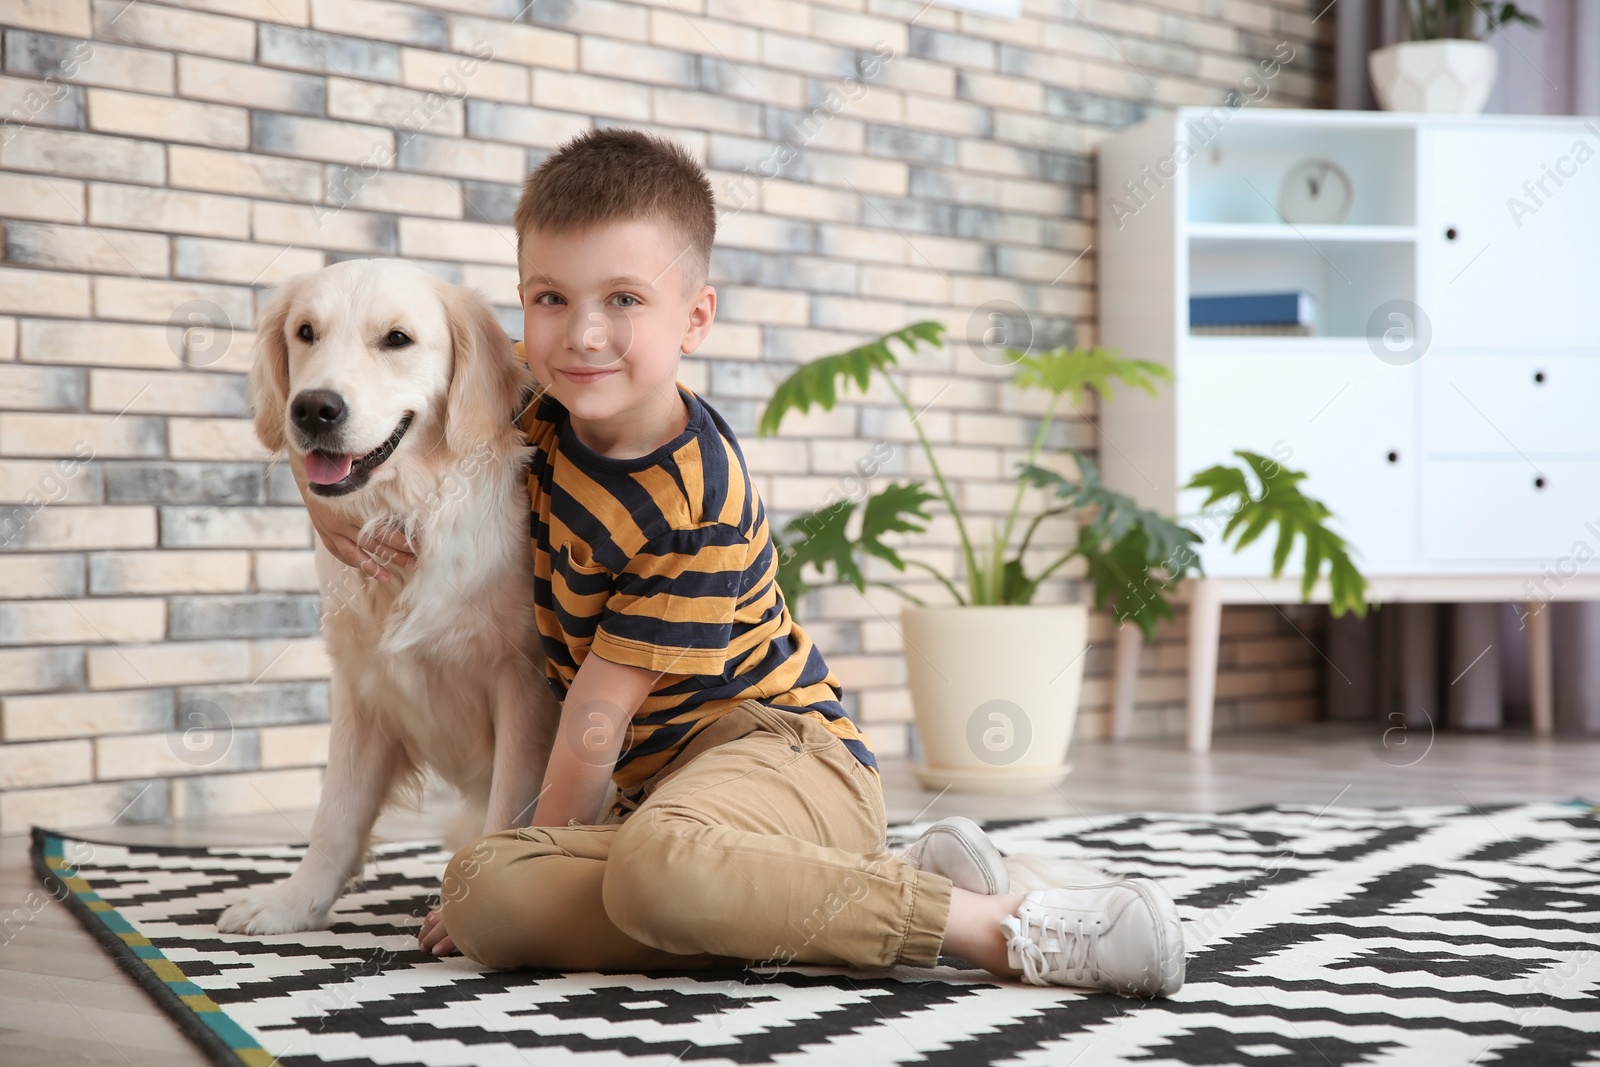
[307,412,414,497]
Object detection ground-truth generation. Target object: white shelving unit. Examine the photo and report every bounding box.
[1097,107,1600,749]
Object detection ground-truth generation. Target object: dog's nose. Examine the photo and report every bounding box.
[290,389,347,434]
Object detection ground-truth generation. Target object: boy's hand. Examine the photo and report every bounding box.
[296,467,417,581]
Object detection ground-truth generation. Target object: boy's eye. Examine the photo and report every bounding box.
[533,292,564,306]
[383,329,412,348]
[297,323,314,343]
[612,294,640,308]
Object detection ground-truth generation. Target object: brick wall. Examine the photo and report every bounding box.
[0,0,1334,833]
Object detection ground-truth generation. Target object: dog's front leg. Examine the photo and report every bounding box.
[218,675,404,934]
[483,664,560,833]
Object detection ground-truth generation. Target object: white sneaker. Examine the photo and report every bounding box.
[900,816,1009,895]
[1000,879,1185,997]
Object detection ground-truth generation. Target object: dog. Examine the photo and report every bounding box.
[218,258,562,935]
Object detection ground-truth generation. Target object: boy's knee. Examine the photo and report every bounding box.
[602,813,711,948]
[438,830,561,969]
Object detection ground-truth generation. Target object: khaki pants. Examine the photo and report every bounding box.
[439,698,954,972]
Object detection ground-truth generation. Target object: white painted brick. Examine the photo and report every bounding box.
[174,238,326,286]
[250,202,395,254]
[467,100,589,148]
[0,412,163,459]
[253,113,396,167]
[0,738,92,789]
[259,722,330,767]
[2,222,169,277]
[581,37,698,87]
[397,217,517,266]
[815,223,907,265]
[0,174,84,224]
[0,268,90,319]
[253,550,318,592]
[86,640,251,689]
[404,51,526,108]
[2,507,158,554]
[168,766,322,821]
[15,320,170,372]
[167,418,271,461]
[168,146,319,203]
[324,167,462,219]
[86,88,249,149]
[697,322,761,360]
[653,88,761,135]
[248,636,331,681]
[647,12,760,61]
[310,0,447,47]
[0,554,85,599]
[89,549,252,595]
[810,151,908,195]
[761,179,859,222]
[717,287,809,327]
[87,182,251,239]
[532,69,650,120]
[92,0,257,60]
[0,779,167,834]
[161,506,309,549]
[178,58,316,121]
[5,0,91,36]
[397,131,527,182]
[2,687,172,741]
[328,77,464,136]
[0,458,99,507]
[0,127,164,184]
[448,17,575,69]
[90,280,254,336]
[96,729,257,780]
[0,647,83,694]
[0,318,13,362]
[861,264,953,304]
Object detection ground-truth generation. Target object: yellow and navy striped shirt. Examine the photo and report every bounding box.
[512,344,877,809]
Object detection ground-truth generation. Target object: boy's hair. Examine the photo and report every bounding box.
[513,128,717,290]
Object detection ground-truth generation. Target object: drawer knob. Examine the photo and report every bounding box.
[1534,370,1546,384]
[1387,451,1400,463]
[1445,226,1459,240]
[1535,475,1548,489]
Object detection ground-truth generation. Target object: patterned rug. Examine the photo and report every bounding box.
[30,802,1600,1067]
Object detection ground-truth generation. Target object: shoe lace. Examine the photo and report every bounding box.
[1006,911,1104,986]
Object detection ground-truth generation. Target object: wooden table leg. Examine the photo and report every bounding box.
[1111,623,1143,741]
[1525,601,1554,737]
[1187,579,1223,753]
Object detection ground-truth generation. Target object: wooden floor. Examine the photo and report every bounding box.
[3,724,1596,1066]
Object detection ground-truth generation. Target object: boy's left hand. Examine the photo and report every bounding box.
[419,907,457,956]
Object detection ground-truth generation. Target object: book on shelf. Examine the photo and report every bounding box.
[1190,291,1315,328]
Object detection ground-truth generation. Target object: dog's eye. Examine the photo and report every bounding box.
[297,323,314,343]
[384,329,413,348]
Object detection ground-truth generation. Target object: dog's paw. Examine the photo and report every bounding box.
[217,887,332,935]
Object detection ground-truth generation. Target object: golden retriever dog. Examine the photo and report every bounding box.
[218,258,561,935]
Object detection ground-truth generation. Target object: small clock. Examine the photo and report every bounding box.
[1278,158,1354,224]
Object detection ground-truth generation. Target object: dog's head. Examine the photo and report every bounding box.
[250,259,531,497]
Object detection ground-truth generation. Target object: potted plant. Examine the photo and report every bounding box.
[759,322,1367,791]
[1369,0,1540,113]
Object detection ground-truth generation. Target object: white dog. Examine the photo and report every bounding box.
[218,258,561,935]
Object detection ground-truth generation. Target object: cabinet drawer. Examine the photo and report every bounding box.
[1423,355,1600,455]
[1423,459,1600,561]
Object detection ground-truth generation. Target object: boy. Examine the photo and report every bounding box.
[305,129,1184,993]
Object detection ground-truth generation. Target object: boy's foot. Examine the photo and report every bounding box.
[901,816,1009,895]
[1000,880,1185,997]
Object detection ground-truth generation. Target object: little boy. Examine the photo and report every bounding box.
[307,129,1184,993]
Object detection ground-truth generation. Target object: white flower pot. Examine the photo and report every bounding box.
[900,603,1089,793]
[1369,40,1498,114]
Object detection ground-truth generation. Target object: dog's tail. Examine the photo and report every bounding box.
[441,796,489,856]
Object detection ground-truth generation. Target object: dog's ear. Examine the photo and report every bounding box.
[249,276,299,454]
[442,282,532,459]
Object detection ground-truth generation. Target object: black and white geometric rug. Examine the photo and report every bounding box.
[31,802,1600,1066]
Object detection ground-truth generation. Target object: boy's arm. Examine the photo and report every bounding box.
[531,652,657,827]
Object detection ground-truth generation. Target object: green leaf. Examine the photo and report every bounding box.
[857,481,940,572]
[1184,451,1369,618]
[757,321,946,436]
[1079,525,1179,639]
[1011,345,1170,407]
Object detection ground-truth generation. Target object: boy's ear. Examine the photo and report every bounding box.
[249,275,302,454]
[679,285,717,356]
[441,281,534,458]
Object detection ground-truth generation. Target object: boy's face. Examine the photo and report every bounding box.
[516,217,715,435]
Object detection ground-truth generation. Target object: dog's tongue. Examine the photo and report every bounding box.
[306,451,354,485]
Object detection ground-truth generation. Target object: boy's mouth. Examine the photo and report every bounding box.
[559,367,618,384]
[305,413,413,496]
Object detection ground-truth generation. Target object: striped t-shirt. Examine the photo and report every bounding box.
[511,343,878,810]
